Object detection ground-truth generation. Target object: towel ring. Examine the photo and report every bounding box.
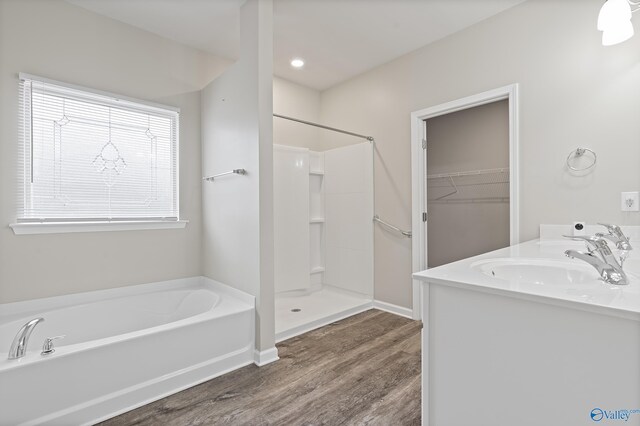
[566,147,596,172]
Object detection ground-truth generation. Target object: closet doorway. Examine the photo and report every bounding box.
[410,85,520,318]
[426,100,509,267]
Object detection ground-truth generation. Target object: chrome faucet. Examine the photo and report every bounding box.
[564,235,628,285]
[8,317,44,360]
[596,223,632,265]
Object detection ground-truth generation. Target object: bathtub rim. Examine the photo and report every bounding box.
[0,276,254,318]
[0,276,255,371]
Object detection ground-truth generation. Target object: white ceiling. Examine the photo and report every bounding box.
[67,0,525,91]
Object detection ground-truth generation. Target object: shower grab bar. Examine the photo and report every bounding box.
[203,169,247,182]
[374,215,412,238]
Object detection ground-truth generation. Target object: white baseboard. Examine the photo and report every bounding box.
[373,300,414,319]
[254,347,279,367]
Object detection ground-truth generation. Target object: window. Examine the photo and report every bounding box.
[15,74,181,231]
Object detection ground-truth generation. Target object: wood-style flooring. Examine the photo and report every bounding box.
[100,309,422,426]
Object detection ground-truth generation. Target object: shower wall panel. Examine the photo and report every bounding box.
[273,145,310,293]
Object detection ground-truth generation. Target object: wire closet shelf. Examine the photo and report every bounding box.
[427,167,510,203]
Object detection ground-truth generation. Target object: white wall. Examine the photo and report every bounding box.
[201,0,275,351]
[273,77,324,150]
[320,0,640,309]
[0,0,230,303]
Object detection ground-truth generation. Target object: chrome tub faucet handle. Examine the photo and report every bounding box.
[41,335,65,355]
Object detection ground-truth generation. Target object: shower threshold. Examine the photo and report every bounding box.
[275,286,372,342]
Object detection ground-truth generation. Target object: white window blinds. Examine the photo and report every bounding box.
[18,75,179,222]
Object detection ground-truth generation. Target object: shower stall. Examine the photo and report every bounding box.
[273,116,374,341]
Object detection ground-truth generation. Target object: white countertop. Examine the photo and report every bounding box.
[413,239,640,321]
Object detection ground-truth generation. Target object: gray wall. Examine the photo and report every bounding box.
[426,100,510,267]
[273,77,324,151]
[320,0,640,308]
[0,0,230,303]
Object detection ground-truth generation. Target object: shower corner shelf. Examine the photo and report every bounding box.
[310,266,325,274]
[310,218,325,224]
[309,170,325,176]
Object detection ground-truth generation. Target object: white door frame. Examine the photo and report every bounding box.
[410,84,520,319]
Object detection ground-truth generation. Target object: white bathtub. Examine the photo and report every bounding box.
[0,277,255,425]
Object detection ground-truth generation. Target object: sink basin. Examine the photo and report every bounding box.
[471,258,599,286]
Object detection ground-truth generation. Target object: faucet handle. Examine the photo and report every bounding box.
[563,234,604,243]
[598,223,622,235]
[563,235,611,252]
[41,335,65,356]
[597,223,632,250]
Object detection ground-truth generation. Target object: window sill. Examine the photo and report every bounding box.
[9,220,189,235]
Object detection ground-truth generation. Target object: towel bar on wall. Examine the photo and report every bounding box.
[203,169,247,182]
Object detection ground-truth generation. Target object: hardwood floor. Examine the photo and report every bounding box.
[100,309,422,426]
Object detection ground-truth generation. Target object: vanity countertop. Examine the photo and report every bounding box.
[413,239,640,321]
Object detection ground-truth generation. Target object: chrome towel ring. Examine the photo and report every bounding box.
[566,147,597,172]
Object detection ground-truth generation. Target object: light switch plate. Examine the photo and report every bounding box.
[621,192,640,212]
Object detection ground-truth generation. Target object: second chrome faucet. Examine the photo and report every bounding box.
[564,224,632,285]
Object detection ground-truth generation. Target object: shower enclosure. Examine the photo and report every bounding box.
[273,116,374,341]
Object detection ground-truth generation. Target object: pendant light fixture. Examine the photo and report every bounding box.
[598,0,636,46]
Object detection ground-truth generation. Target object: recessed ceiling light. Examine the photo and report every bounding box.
[290,58,305,68]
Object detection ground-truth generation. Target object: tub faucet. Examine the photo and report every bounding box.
[564,235,628,285]
[8,317,44,360]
